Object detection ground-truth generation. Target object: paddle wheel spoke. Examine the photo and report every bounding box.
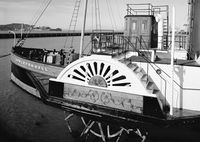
[80,121,95,136]
[135,128,147,142]
[64,113,74,133]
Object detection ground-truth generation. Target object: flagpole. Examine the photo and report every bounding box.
[170,6,175,115]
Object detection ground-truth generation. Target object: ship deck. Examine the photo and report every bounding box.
[172,108,200,118]
[129,54,200,67]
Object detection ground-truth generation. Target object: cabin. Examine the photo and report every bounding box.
[124,4,169,50]
[124,15,158,49]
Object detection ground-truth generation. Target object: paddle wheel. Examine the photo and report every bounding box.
[59,55,145,141]
[9,0,200,141]
[47,53,169,142]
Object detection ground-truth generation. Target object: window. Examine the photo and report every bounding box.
[141,20,147,32]
[132,21,137,31]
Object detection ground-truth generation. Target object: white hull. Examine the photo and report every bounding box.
[137,61,200,112]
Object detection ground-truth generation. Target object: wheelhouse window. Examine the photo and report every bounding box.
[132,20,137,31]
[141,20,147,32]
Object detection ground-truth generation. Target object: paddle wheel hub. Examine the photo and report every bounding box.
[88,75,107,87]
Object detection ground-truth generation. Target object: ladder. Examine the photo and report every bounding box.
[65,0,81,48]
[153,5,169,50]
[163,18,169,49]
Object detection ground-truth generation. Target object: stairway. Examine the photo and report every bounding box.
[120,59,170,114]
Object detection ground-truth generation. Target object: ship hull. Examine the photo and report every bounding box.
[10,51,63,100]
[11,63,41,98]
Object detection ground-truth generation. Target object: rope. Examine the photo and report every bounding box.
[94,0,101,30]
[95,0,98,30]
[97,0,101,31]
[29,0,48,29]
[106,0,117,30]
[115,0,123,29]
[28,0,52,35]
[0,53,11,59]
[18,0,52,46]
[91,0,94,30]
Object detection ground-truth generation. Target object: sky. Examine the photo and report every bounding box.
[0,0,188,31]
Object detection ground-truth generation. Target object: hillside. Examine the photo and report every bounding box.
[0,23,32,31]
[0,23,62,31]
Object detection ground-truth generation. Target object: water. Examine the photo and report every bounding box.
[0,37,90,142]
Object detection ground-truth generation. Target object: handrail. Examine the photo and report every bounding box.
[127,3,154,16]
[122,36,199,92]
[119,35,168,97]
[90,33,195,92]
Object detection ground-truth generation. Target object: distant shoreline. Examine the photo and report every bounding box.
[0,31,123,39]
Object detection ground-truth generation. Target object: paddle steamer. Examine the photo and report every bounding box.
[10,0,200,141]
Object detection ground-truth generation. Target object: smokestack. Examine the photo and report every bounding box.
[189,0,200,60]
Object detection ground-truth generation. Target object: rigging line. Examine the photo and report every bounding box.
[109,0,118,30]
[16,0,50,45]
[29,0,48,30]
[105,0,115,30]
[97,0,102,31]
[28,0,52,34]
[94,0,102,30]
[0,53,11,59]
[23,0,52,40]
[91,0,94,30]
[113,0,122,30]
[95,0,98,30]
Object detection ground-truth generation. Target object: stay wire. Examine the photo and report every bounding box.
[91,0,94,30]
[106,0,115,30]
[29,0,48,30]
[97,0,102,31]
[27,0,52,36]
[95,0,98,30]
[115,0,123,30]
[18,0,52,46]
[16,0,48,45]
[0,53,11,59]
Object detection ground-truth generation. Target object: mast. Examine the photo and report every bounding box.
[79,0,88,58]
[189,0,200,60]
[170,6,175,115]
